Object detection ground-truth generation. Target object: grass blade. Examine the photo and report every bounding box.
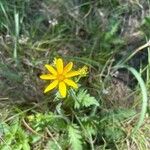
[114,65,148,134]
[14,11,19,61]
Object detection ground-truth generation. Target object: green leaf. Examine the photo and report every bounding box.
[68,124,82,150]
[75,89,99,109]
[22,142,30,150]
[104,126,124,141]
[46,140,61,150]
[0,146,11,150]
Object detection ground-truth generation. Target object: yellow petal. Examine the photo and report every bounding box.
[56,58,63,74]
[40,74,56,80]
[45,64,57,75]
[44,80,58,93]
[64,79,78,88]
[59,82,67,97]
[63,62,73,74]
[65,71,80,78]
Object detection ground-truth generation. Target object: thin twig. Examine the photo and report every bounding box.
[124,40,150,63]
[0,97,9,100]
[22,119,48,139]
[45,127,62,150]
[0,136,12,150]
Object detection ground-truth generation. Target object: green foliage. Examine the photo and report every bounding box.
[0,0,27,35]
[99,109,136,141]
[104,126,124,142]
[141,17,150,38]
[28,112,67,132]
[0,63,22,82]
[74,89,99,109]
[46,140,61,150]
[68,124,82,150]
[0,119,30,150]
[81,116,98,136]
[101,109,136,121]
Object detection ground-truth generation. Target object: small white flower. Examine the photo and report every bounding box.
[102,89,109,94]
[48,19,58,26]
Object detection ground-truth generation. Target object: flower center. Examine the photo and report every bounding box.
[57,74,65,81]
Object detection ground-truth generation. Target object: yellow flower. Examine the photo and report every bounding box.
[40,58,81,98]
[78,66,88,77]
